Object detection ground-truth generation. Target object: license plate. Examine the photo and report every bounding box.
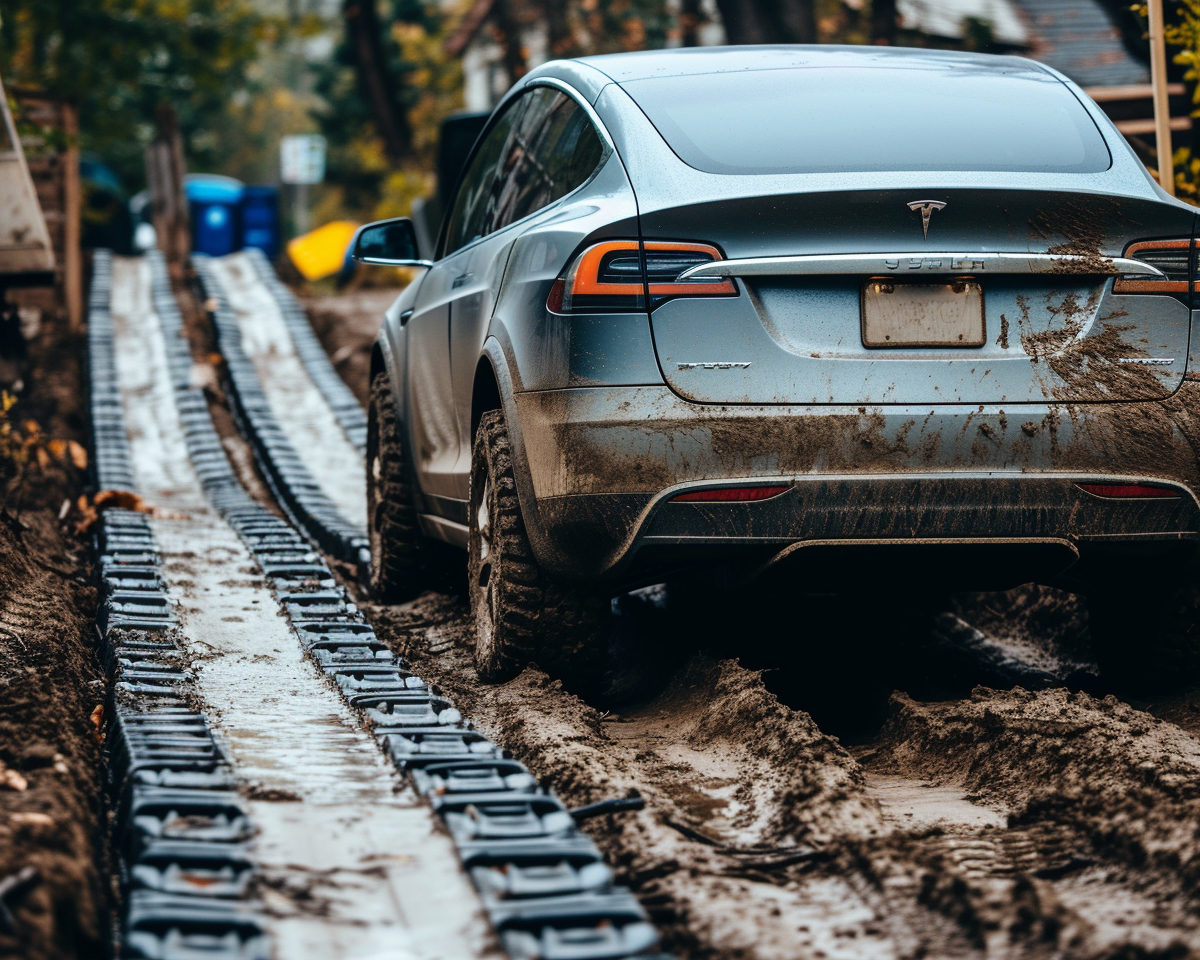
[861,280,985,348]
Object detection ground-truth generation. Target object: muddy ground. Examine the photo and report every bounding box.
[0,296,106,960]
[309,284,1200,958]
[303,288,399,409]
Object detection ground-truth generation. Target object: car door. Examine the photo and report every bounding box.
[404,98,523,509]
[445,85,609,499]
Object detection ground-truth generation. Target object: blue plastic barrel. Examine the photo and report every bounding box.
[240,186,280,260]
[186,175,245,256]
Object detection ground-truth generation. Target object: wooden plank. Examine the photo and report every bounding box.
[1116,116,1193,135]
[1084,82,1185,102]
[1149,0,1175,194]
[62,102,81,330]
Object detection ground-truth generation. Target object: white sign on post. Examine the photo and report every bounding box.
[280,134,327,185]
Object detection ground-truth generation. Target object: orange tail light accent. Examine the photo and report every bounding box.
[550,240,736,313]
[1113,239,1192,296]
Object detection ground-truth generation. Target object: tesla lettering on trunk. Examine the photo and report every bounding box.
[884,257,987,271]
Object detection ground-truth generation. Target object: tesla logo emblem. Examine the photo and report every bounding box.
[907,200,947,240]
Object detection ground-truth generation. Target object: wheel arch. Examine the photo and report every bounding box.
[476,337,565,577]
[471,356,503,443]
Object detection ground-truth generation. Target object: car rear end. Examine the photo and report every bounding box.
[512,48,1200,591]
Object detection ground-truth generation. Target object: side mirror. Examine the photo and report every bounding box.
[350,218,432,266]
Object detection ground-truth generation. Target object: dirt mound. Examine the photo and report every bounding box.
[870,686,1200,897]
[0,294,106,959]
[0,507,104,960]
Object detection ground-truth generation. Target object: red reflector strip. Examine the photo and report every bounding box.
[671,485,791,503]
[1076,482,1181,499]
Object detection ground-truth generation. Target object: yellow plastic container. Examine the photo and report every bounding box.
[286,220,360,281]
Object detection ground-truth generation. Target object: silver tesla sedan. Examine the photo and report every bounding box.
[355,45,1200,689]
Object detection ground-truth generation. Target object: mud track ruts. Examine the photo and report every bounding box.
[221,251,1200,958]
[172,252,672,958]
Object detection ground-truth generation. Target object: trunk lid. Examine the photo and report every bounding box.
[645,188,1195,405]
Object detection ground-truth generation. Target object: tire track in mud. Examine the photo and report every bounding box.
[216,258,1200,958]
[368,590,1200,959]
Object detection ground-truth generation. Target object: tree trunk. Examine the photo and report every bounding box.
[145,103,189,276]
[871,0,897,44]
[544,0,572,57]
[342,0,410,163]
[714,0,816,44]
[713,0,769,43]
[490,0,528,89]
[681,0,703,46]
[774,0,817,43]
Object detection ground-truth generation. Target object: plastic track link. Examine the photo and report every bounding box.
[162,253,672,960]
[190,254,368,571]
[242,247,367,456]
[89,250,270,960]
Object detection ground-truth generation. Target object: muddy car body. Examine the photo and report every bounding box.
[364,45,1200,683]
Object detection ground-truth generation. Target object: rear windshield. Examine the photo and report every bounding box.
[622,66,1111,175]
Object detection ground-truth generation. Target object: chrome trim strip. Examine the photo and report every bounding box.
[678,253,1166,279]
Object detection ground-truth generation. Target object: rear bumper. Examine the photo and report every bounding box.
[509,384,1200,583]
[540,474,1200,589]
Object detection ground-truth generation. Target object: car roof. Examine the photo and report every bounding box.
[575,44,1058,85]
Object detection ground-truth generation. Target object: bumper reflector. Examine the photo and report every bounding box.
[1076,482,1181,499]
[671,485,791,503]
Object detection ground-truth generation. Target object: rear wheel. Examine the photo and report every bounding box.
[469,409,610,683]
[1086,559,1200,691]
[367,372,425,602]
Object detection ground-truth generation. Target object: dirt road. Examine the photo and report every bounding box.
[298,277,1200,958]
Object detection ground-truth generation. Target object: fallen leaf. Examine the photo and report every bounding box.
[35,447,50,470]
[0,764,28,791]
[10,812,53,827]
[67,441,88,469]
[74,490,187,533]
[90,704,104,731]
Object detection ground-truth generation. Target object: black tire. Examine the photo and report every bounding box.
[1086,560,1200,692]
[367,372,425,602]
[469,409,610,684]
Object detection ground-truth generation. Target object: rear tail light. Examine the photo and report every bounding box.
[548,240,736,314]
[1114,239,1193,301]
[1076,482,1181,499]
[671,485,790,503]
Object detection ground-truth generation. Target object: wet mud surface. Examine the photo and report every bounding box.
[294,282,1200,957]
[302,288,401,409]
[365,585,1200,959]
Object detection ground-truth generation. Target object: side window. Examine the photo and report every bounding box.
[442,86,605,257]
[442,97,526,256]
[490,89,604,234]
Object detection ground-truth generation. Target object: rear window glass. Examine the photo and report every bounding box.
[622,66,1111,175]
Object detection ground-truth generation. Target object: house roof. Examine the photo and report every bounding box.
[1007,0,1148,87]
[897,0,1030,46]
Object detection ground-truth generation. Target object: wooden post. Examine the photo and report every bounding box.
[145,104,190,273]
[61,102,81,330]
[1149,0,1175,195]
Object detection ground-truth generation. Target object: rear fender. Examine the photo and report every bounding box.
[479,335,565,576]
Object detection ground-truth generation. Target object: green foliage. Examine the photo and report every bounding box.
[1133,0,1200,200]
[0,0,276,191]
[312,0,460,223]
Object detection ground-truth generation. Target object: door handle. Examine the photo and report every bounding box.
[451,273,473,289]
[399,309,413,326]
